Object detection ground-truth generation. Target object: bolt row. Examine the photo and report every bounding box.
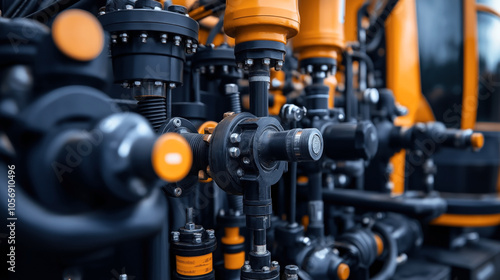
[110,32,198,54]
[237,58,285,71]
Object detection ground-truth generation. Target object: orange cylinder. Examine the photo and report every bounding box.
[224,0,300,45]
[293,0,345,62]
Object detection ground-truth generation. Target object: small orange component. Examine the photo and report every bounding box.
[52,9,104,61]
[176,253,213,276]
[198,121,218,134]
[471,132,484,150]
[374,234,384,256]
[337,263,350,280]
[224,251,245,270]
[152,133,192,182]
[221,227,245,245]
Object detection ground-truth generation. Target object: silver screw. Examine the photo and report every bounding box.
[236,168,244,177]
[125,4,134,9]
[243,264,251,272]
[222,65,229,73]
[161,34,167,44]
[275,60,284,71]
[119,274,128,280]
[134,81,141,87]
[321,65,328,71]
[140,33,148,43]
[169,83,176,89]
[245,59,254,66]
[262,266,270,272]
[207,229,215,239]
[174,36,181,46]
[262,58,271,65]
[173,118,182,127]
[242,157,250,165]
[174,187,182,197]
[120,33,128,43]
[186,39,192,48]
[271,261,279,267]
[229,147,241,158]
[230,133,241,143]
[171,231,180,242]
[154,81,163,87]
[194,233,202,244]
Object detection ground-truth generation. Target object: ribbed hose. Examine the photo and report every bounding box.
[137,96,167,132]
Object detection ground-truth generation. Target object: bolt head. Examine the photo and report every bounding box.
[285,265,299,275]
[262,266,270,272]
[229,147,241,158]
[245,59,254,66]
[230,133,241,143]
[242,157,250,164]
[262,58,271,65]
[172,118,182,127]
[174,187,182,197]
[236,168,244,177]
[271,261,279,267]
[225,83,239,95]
[243,265,251,272]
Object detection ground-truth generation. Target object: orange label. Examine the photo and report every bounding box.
[176,253,213,276]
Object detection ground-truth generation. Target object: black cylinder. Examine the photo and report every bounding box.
[260,128,324,162]
[323,121,378,160]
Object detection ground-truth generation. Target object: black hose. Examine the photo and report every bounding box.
[371,222,398,280]
[25,0,80,22]
[0,165,167,253]
[350,50,376,88]
[343,52,357,121]
[206,13,224,46]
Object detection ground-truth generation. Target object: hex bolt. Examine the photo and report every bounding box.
[242,157,250,165]
[321,64,328,71]
[209,65,215,74]
[236,168,244,177]
[172,118,182,128]
[186,39,192,48]
[174,36,182,46]
[174,187,182,197]
[134,81,141,87]
[262,58,271,65]
[206,229,215,239]
[275,60,284,71]
[245,59,254,66]
[222,65,229,73]
[169,83,176,89]
[193,233,202,244]
[225,84,241,113]
[120,33,128,43]
[262,266,270,272]
[161,34,167,44]
[119,274,128,280]
[243,264,251,272]
[154,81,163,87]
[171,231,180,242]
[271,261,279,267]
[140,33,148,43]
[285,265,299,280]
[125,4,134,9]
[230,133,241,143]
[229,147,241,158]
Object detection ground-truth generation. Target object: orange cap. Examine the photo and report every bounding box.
[374,234,384,256]
[52,9,104,61]
[471,132,484,150]
[337,263,350,280]
[152,133,192,182]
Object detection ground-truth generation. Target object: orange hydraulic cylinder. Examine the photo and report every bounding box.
[292,0,345,62]
[224,0,300,45]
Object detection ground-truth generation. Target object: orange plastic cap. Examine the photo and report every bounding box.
[471,132,484,150]
[152,133,192,182]
[52,9,104,61]
[337,263,350,280]
[374,234,384,256]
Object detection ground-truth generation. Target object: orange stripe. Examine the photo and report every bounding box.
[431,214,500,227]
[461,0,479,129]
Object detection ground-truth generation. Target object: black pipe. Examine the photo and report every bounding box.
[343,52,357,121]
[248,64,270,117]
[206,13,224,46]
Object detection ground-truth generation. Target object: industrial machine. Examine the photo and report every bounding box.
[0,0,499,279]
